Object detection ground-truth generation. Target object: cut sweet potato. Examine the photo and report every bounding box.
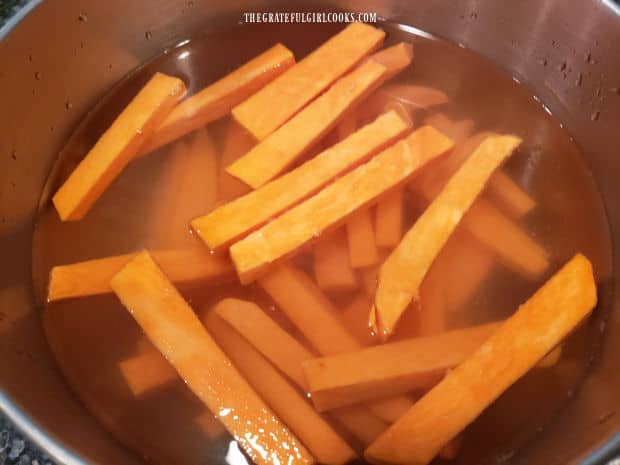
[464,198,549,277]
[416,261,448,337]
[227,60,388,188]
[367,43,414,81]
[365,254,597,465]
[231,126,454,283]
[488,170,536,218]
[302,322,501,411]
[373,135,522,339]
[210,296,386,445]
[146,129,218,248]
[381,83,448,109]
[339,295,379,346]
[47,247,234,302]
[258,264,415,424]
[233,23,385,140]
[423,114,474,144]
[538,345,563,368]
[218,120,254,202]
[347,209,380,268]
[140,44,294,154]
[110,252,313,465]
[314,229,358,293]
[193,111,409,250]
[53,72,186,221]
[205,308,357,465]
[119,349,178,396]
[375,189,405,249]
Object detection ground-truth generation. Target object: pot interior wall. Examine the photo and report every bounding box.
[0,1,618,464]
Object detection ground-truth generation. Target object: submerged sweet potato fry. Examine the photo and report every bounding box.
[53,73,186,221]
[146,129,218,248]
[488,170,536,217]
[231,126,454,284]
[339,295,379,346]
[140,44,295,154]
[314,229,358,293]
[423,114,474,144]
[233,23,385,140]
[373,135,522,339]
[227,60,388,188]
[193,111,409,250]
[347,209,380,268]
[366,43,414,81]
[365,254,597,465]
[205,308,357,465]
[119,349,178,396]
[110,252,313,465]
[375,189,405,249]
[211,296,386,445]
[258,264,415,424]
[47,247,234,302]
[218,120,255,202]
[302,322,501,411]
[381,83,449,109]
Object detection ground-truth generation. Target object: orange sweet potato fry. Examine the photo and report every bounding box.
[347,209,380,268]
[110,252,313,465]
[381,83,449,109]
[205,308,357,465]
[192,111,409,250]
[227,60,388,188]
[47,247,234,302]
[53,72,186,221]
[367,43,414,81]
[146,129,218,248]
[423,114,474,144]
[211,296,387,445]
[231,126,454,284]
[314,229,358,293]
[258,264,415,424]
[375,189,405,249]
[233,23,385,140]
[218,120,254,202]
[416,261,448,337]
[373,135,522,339]
[488,170,536,218]
[538,345,563,368]
[365,254,597,465]
[119,349,178,396]
[302,322,501,411]
[140,44,294,154]
[339,295,379,346]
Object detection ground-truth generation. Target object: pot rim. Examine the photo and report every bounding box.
[1,1,619,464]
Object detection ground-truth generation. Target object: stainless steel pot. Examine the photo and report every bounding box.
[1,1,619,464]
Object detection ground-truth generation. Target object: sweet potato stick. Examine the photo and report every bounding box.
[53,73,186,221]
[218,120,254,202]
[147,129,219,248]
[381,83,448,109]
[488,170,536,217]
[340,295,379,346]
[119,350,178,396]
[211,297,387,444]
[423,114,474,144]
[228,60,388,188]
[347,209,380,268]
[205,309,357,465]
[373,135,522,339]
[314,230,358,293]
[303,323,501,411]
[258,264,415,423]
[375,189,405,249]
[110,252,313,465]
[538,345,563,368]
[193,111,409,250]
[232,126,454,283]
[47,248,234,302]
[233,23,385,140]
[365,254,597,465]
[464,198,549,277]
[140,44,295,154]
[416,262,448,336]
[367,43,414,81]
